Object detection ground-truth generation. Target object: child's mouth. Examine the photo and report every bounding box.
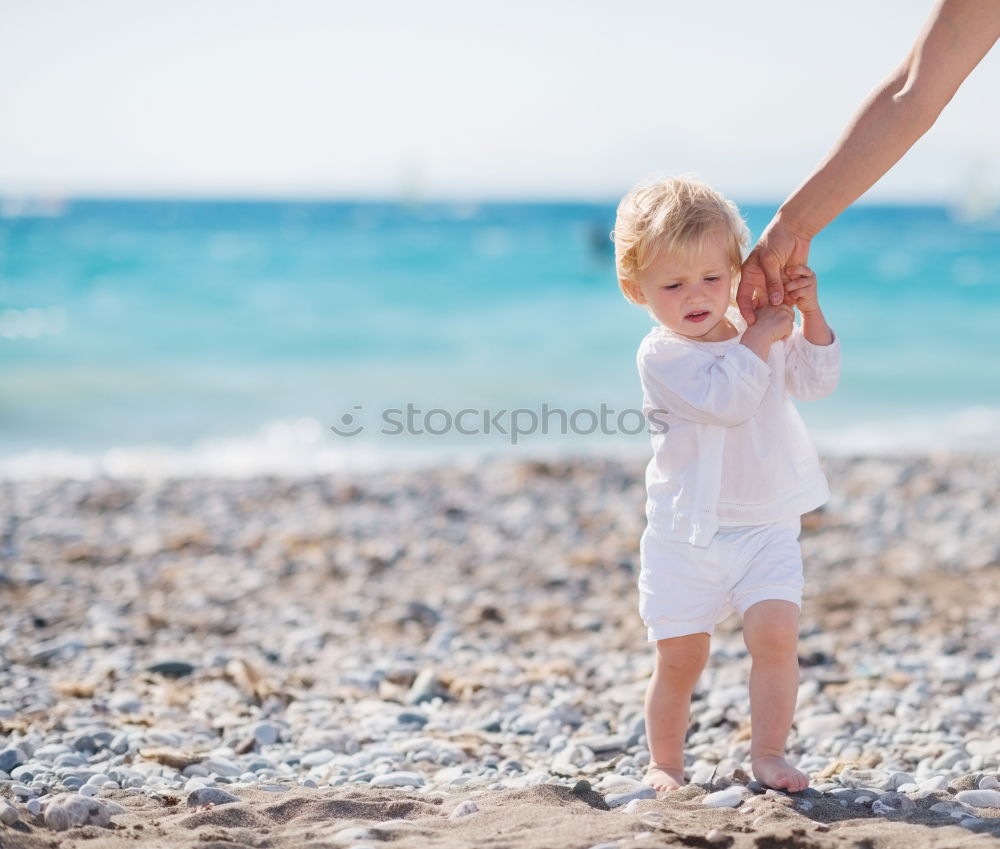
[685,311,710,322]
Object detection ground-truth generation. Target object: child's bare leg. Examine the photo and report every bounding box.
[643,632,710,791]
[742,600,810,792]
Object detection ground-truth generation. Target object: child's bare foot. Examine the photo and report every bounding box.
[751,754,809,792]
[643,763,686,792]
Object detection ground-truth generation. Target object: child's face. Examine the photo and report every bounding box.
[629,230,736,342]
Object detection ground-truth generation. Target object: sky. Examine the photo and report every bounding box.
[2,0,999,202]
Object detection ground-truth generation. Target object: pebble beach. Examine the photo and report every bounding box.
[2,450,1000,849]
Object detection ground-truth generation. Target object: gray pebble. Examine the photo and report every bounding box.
[253,722,280,746]
[0,747,26,773]
[109,692,142,713]
[187,787,241,806]
[0,800,18,826]
[34,743,72,760]
[574,734,629,755]
[44,795,111,831]
[204,756,242,777]
[146,660,196,678]
[109,732,131,755]
[605,785,656,808]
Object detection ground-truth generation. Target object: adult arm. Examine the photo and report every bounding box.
[739,0,1000,323]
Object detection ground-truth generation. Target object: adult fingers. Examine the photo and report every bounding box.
[760,250,786,306]
[737,253,764,325]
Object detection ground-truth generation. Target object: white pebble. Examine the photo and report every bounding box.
[448,799,479,819]
[605,785,656,808]
[918,775,949,793]
[0,801,18,825]
[702,786,747,808]
[955,789,1000,808]
[369,771,425,788]
[301,749,336,767]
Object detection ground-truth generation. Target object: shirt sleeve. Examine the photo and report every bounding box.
[638,337,772,427]
[784,323,841,401]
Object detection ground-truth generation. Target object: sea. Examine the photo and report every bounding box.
[2,198,998,479]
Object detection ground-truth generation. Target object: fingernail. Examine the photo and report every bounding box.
[770,292,782,304]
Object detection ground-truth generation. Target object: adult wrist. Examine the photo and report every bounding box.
[773,207,817,242]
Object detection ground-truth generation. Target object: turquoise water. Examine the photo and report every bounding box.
[2,200,998,477]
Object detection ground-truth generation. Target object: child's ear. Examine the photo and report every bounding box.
[622,278,645,304]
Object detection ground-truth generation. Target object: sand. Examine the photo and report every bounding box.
[3,780,999,849]
[2,452,1000,848]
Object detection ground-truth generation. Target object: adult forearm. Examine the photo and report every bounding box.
[773,0,1000,240]
[775,74,939,239]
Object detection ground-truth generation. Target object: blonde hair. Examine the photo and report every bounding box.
[613,173,750,306]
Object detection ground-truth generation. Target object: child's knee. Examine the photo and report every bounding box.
[655,633,710,679]
[743,601,800,658]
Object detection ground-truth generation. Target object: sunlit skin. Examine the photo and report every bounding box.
[624,229,798,363]
[625,229,814,794]
[624,230,740,343]
[739,1,1000,323]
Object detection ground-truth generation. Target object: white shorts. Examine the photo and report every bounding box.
[638,516,804,641]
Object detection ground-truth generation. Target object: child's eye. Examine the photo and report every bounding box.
[663,283,681,290]
[705,276,720,282]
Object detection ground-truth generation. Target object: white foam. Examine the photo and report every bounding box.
[810,405,1000,455]
[0,416,650,481]
[1,408,997,481]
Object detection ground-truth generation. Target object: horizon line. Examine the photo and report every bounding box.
[0,192,971,208]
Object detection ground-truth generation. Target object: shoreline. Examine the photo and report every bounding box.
[1,451,999,847]
[2,442,999,483]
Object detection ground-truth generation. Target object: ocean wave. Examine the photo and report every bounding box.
[1,408,998,480]
[0,417,650,481]
[810,405,1000,455]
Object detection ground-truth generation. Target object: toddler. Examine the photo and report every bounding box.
[613,175,841,793]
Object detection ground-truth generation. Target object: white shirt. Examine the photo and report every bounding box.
[636,304,841,547]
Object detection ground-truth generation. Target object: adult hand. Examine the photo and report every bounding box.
[738,219,812,325]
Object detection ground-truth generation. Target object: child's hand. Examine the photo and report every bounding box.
[782,265,821,314]
[751,302,794,343]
